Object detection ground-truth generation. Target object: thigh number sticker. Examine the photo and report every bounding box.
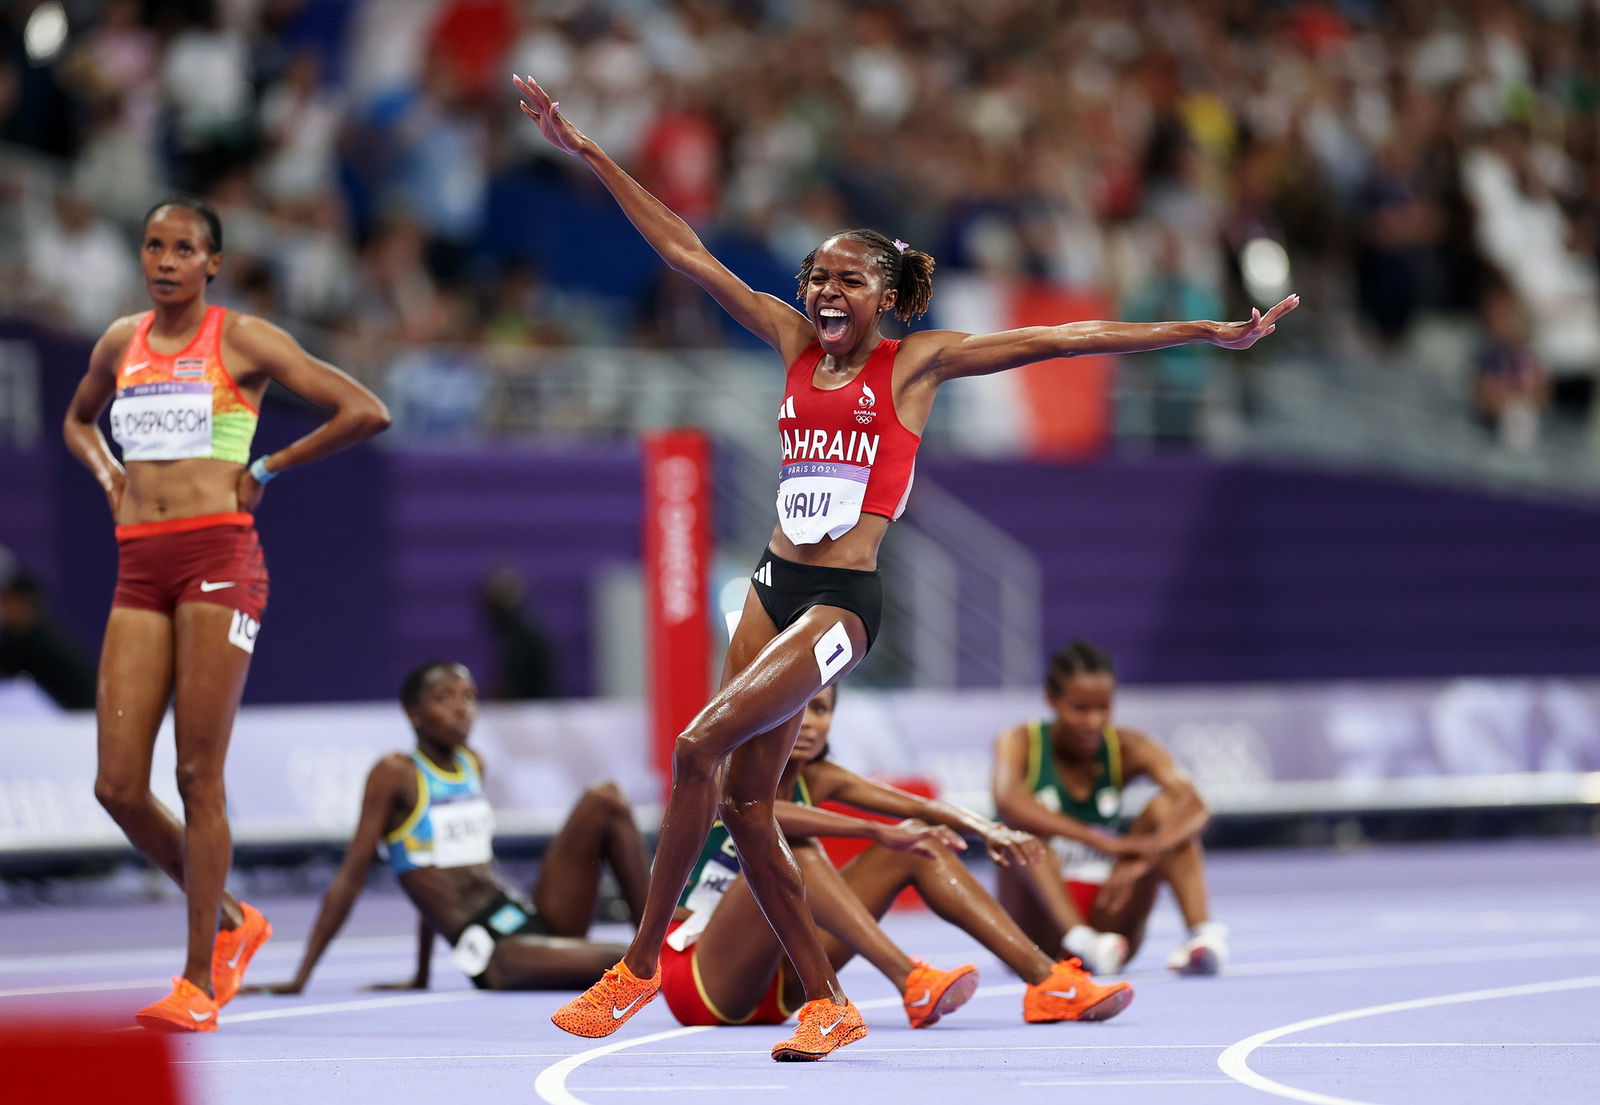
[813,621,852,683]
[228,610,260,654]
[450,923,495,977]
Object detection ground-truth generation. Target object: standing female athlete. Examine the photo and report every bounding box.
[992,641,1227,976]
[248,661,648,996]
[514,74,1294,1061]
[63,198,391,1031]
[663,684,1133,1031]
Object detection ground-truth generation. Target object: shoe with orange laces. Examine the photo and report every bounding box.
[1022,957,1133,1024]
[901,957,979,1029]
[771,998,868,1061]
[135,977,220,1033]
[551,960,661,1038]
[212,901,272,1006]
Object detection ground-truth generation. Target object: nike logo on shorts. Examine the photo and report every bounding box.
[612,994,646,1020]
[1045,988,1078,1000]
[189,1009,215,1022]
[199,580,236,592]
[906,990,932,1007]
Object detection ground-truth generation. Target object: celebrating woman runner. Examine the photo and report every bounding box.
[248,661,648,996]
[513,74,1295,1061]
[63,198,390,1031]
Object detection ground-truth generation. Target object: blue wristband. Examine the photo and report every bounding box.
[248,457,278,484]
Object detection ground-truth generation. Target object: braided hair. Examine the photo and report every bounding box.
[1045,640,1114,697]
[794,229,935,322]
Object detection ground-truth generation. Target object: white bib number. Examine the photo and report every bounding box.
[110,382,213,460]
[1051,836,1113,884]
[429,796,495,868]
[776,462,868,544]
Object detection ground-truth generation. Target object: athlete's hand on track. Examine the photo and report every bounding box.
[240,980,304,996]
[1209,294,1300,350]
[237,467,265,511]
[878,818,965,859]
[983,826,1046,868]
[513,75,586,157]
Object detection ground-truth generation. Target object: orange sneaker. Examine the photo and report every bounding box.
[1023,958,1133,1024]
[771,998,868,1061]
[135,977,220,1033]
[551,959,661,1038]
[212,902,272,1006]
[902,957,979,1029]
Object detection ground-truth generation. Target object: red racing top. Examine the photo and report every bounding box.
[775,338,921,544]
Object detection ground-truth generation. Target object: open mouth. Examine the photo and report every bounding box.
[817,307,849,341]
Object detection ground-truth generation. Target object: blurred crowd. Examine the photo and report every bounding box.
[2,0,1599,451]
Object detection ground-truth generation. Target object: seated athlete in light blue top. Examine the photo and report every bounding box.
[248,660,649,993]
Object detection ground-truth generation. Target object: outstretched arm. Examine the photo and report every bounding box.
[909,294,1300,385]
[805,761,1044,867]
[245,758,408,995]
[513,75,812,358]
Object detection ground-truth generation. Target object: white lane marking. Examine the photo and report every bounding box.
[223,991,484,1025]
[537,988,914,1105]
[1021,1079,1234,1087]
[0,958,434,999]
[535,1026,713,1105]
[1217,974,1600,1105]
[0,934,416,975]
[582,1088,785,1094]
[175,1038,1600,1069]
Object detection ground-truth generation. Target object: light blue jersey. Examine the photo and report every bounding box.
[385,749,495,877]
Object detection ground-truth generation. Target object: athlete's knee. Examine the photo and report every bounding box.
[1130,791,1174,834]
[173,758,226,810]
[93,775,150,820]
[717,793,776,839]
[579,780,632,819]
[671,729,722,783]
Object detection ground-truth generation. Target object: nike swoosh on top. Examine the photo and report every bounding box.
[123,361,148,376]
[1044,988,1078,1000]
[819,1014,847,1035]
[189,1009,214,1022]
[906,990,932,1007]
[199,581,236,592]
[611,994,645,1020]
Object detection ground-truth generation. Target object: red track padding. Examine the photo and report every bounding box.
[3,1018,188,1104]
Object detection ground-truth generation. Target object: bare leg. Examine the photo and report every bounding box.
[532,782,651,935]
[170,603,253,995]
[690,875,792,1020]
[840,843,1055,985]
[94,608,244,934]
[484,935,631,990]
[795,844,914,988]
[996,847,1078,953]
[1093,792,1212,956]
[618,595,868,987]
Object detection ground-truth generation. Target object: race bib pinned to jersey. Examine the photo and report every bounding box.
[429,796,495,868]
[109,382,213,461]
[776,461,868,544]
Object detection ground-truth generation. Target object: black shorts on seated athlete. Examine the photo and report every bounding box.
[749,548,883,649]
[450,893,551,989]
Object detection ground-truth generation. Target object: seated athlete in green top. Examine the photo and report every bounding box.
[992,640,1228,976]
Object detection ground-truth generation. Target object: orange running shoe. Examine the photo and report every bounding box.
[551,960,661,1038]
[212,901,272,1006]
[901,957,979,1029]
[771,998,868,1061]
[135,977,220,1033]
[1022,958,1133,1024]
